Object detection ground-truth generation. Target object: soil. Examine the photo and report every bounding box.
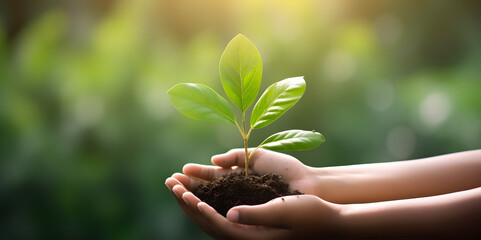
[193,171,302,217]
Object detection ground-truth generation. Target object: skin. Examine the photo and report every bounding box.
[165,149,481,239]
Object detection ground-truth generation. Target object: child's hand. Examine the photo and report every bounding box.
[182,148,320,195]
[224,194,342,239]
[164,177,290,240]
[166,149,481,239]
[165,177,342,240]
[164,149,337,239]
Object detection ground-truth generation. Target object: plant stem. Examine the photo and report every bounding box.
[244,137,249,177]
[248,145,260,160]
[242,112,249,177]
[235,122,245,139]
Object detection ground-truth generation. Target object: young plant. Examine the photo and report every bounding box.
[168,34,325,177]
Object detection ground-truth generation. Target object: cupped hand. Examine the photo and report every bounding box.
[165,149,335,239]
[226,194,343,239]
[182,148,319,195]
[165,175,291,240]
[165,175,342,240]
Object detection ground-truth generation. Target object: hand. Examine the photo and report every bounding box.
[182,148,320,195]
[165,176,342,239]
[165,175,292,240]
[225,194,343,239]
[165,175,217,237]
[165,149,340,239]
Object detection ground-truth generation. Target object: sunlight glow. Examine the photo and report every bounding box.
[419,92,451,129]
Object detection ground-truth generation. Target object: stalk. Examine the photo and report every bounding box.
[244,128,253,177]
[244,137,249,177]
[242,112,249,177]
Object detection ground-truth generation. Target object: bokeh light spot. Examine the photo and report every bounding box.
[365,81,395,112]
[322,50,356,82]
[387,126,416,160]
[419,91,451,129]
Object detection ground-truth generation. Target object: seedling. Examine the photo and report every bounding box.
[168,34,325,177]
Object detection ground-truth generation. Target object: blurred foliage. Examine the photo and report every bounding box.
[1,0,480,239]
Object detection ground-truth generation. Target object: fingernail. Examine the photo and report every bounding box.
[227,210,239,223]
[172,185,183,198]
[182,192,193,206]
[165,178,175,189]
[197,202,206,213]
[164,178,170,187]
[211,154,221,161]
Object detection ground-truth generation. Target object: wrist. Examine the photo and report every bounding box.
[313,198,347,238]
[336,203,363,238]
[308,166,343,202]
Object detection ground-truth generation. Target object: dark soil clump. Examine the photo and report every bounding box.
[193,172,302,216]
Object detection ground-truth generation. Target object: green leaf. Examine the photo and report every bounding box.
[250,77,306,129]
[219,34,262,111]
[167,83,237,125]
[258,130,325,151]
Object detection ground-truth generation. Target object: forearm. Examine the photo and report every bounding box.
[337,187,481,239]
[312,149,481,203]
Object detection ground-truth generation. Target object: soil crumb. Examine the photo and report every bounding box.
[193,172,302,216]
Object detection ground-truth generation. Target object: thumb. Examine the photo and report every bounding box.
[226,197,290,228]
[211,149,247,168]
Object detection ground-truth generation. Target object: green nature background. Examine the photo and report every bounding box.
[1,0,480,239]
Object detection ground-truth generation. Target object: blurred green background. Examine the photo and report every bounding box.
[1,0,480,239]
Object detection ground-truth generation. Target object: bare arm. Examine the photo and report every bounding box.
[222,186,481,239]
[340,186,481,239]
[165,181,481,239]
[166,149,481,239]
[314,149,481,203]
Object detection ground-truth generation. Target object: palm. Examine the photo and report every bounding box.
[249,150,317,194]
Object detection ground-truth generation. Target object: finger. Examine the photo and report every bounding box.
[166,177,199,216]
[227,196,295,228]
[182,163,231,181]
[211,149,248,168]
[211,148,266,168]
[166,177,220,235]
[165,181,194,217]
[172,172,201,190]
[165,177,184,192]
[197,202,223,221]
[198,202,289,240]
[172,184,188,199]
[182,191,201,208]
[169,183,219,237]
[168,185,218,238]
[198,202,253,239]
